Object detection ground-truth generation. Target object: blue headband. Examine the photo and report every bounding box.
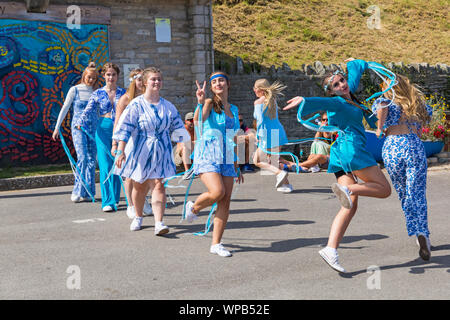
[210,74,228,82]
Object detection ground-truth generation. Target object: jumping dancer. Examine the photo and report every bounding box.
[284,59,391,273]
[252,79,292,193]
[76,63,126,212]
[184,72,244,257]
[52,62,98,203]
[114,67,189,234]
[372,74,433,260]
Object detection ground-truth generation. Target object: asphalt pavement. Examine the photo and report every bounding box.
[0,166,449,300]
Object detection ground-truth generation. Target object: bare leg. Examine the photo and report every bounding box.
[348,165,391,198]
[253,147,282,175]
[150,179,166,223]
[212,176,234,246]
[192,172,225,214]
[327,173,359,249]
[132,180,151,218]
[125,178,134,206]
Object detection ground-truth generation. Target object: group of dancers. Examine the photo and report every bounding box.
[53,58,433,272]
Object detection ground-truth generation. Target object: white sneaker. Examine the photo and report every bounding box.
[130,216,143,231]
[331,183,353,209]
[416,234,431,261]
[154,221,169,236]
[126,206,136,219]
[182,170,194,180]
[71,194,81,203]
[318,247,346,273]
[275,170,288,188]
[210,243,232,257]
[102,205,114,212]
[277,184,293,193]
[143,199,153,216]
[184,201,198,223]
[310,164,320,173]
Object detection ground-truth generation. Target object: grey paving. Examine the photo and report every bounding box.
[0,167,449,300]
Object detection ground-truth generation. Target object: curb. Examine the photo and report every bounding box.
[0,172,100,192]
[1,162,449,192]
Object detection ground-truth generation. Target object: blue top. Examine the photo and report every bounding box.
[75,86,126,128]
[297,59,378,173]
[371,97,432,131]
[194,104,240,165]
[253,103,288,149]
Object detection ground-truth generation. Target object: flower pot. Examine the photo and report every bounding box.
[423,140,444,157]
[365,130,384,162]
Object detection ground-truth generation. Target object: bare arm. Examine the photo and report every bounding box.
[376,105,388,138]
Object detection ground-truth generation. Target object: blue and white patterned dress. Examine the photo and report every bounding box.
[372,97,433,237]
[113,96,186,183]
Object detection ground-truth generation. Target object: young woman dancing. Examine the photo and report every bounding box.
[284,59,391,273]
[184,72,244,257]
[76,63,126,212]
[372,74,433,260]
[52,62,98,203]
[252,78,292,193]
[114,67,189,234]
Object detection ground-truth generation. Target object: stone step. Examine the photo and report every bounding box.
[436,152,450,158]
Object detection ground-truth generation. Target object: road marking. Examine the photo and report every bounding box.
[72,218,106,224]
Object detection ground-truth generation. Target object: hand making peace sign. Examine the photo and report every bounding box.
[196,80,206,105]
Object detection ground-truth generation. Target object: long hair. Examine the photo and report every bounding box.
[254,78,286,119]
[126,68,144,99]
[209,71,230,114]
[381,74,431,126]
[79,61,99,89]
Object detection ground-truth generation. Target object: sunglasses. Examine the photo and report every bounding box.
[321,118,328,122]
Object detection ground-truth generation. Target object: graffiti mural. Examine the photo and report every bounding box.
[0,18,109,165]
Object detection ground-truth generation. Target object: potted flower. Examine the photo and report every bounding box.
[420,95,449,157]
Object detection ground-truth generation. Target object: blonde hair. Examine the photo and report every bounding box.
[126,68,143,99]
[142,66,162,90]
[382,74,431,126]
[80,62,99,89]
[209,71,230,114]
[254,78,286,119]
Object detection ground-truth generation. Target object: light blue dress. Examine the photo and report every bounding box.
[297,59,378,174]
[193,104,240,177]
[372,97,432,237]
[113,96,185,183]
[253,103,288,150]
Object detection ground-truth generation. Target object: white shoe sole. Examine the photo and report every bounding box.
[275,171,288,188]
[318,249,346,273]
[155,227,169,236]
[331,183,353,209]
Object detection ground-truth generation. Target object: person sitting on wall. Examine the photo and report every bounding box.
[173,112,196,179]
[237,113,256,172]
[280,112,337,173]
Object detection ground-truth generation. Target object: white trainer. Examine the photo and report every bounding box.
[318,247,346,273]
[126,206,136,219]
[102,205,114,212]
[331,183,353,209]
[143,199,153,216]
[210,243,232,257]
[154,222,169,236]
[130,216,143,231]
[277,184,293,193]
[71,194,81,203]
[184,201,198,223]
[275,170,288,188]
[310,164,320,173]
